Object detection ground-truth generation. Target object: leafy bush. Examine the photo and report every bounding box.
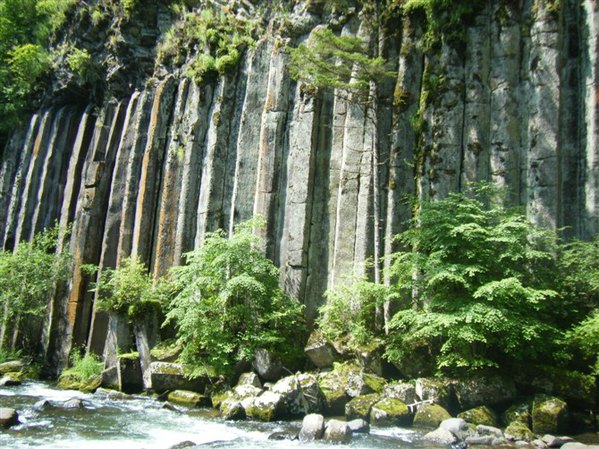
[567,311,599,375]
[0,225,72,349]
[318,278,387,351]
[62,350,103,382]
[384,185,562,375]
[165,218,305,378]
[90,257,162,323]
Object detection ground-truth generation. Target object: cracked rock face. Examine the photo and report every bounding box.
[0,0,598,369]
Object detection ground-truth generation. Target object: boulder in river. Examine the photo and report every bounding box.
[323,419,352,444]
[244,391,283,421]
[345,393,381,421]
[532,395,568,435]
[0,408,19,429]
[167,390,208,407]
[457,405,499,427]
[423,427,458,445]
[413,403,452,428]
[148,362,206,393]
[0,360,24,375]
[370,398,411,426]
[453,374,516,410]
[299,413,325,442]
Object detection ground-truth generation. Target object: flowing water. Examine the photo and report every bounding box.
[0,382,432,449]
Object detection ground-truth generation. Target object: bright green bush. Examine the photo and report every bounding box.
[62,350,103,382]
[384,185,562,375]
[91,257,162,323]
[164,218,305,378]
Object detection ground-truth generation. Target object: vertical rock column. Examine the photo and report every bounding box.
[253,44,291,261]
[582,0,599,237]
[525,4,561,229]
[489,3,522,203]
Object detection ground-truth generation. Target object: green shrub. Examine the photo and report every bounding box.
[164,217,305,378]
[385,184,562,375]
[62,350,103,382]
[90,257,162,323]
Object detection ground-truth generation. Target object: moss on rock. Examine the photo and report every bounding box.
[504,421,535,442]
[502,401,531,426]
[457,405,498,427]
[345,393,381,421]
[167,390,208,407]
[532,395,568,435]
[370,398,411,426]
[413,403,452,428]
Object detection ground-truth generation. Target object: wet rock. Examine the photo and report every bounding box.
[304,331,339,369]
[268,431,298,441]
[458,405,499,427]
[0,360,24,375]
[323,419,352,444]
[542,434,575,447]
[370,398,411,426]
[117,356,143,394]
[346,419,367,434]
[0,408,19,428]
[532,395,568,435]
[318,370,350,415]
[219,399,245,420]
[167,390,208,408]
[244,391,283,421]
[560,443,591,449]
[505,421,535,442]
[345,393,381,421]
[413,403,452,428]
[466,435,495,445]
[252,349,282,381]
[148,362,206,393]
[299,413,325,442]
[233,384,263,399]
[236,372,261,389]
[453,375,516,410]
[0,374,21,386]
[161,402,179,412]
[34,399,55,412]
[95,388,130,400]
[383,382,417,404]
[424,427,458,445]
[476,424,503,438]
[62,398,85,409]
[440,418,471,441]
[167,441,197,449]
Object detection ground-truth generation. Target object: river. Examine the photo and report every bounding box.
[0,382,432,449]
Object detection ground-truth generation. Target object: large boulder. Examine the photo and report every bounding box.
[370,398,411,426]
[532,395,568,435]
[0,373,21,386]
[323,419,352,443]
[345,393,381,421]
[423,427,458,445]
[440,418,471,441]
[167,390,208,407]
[415,378,454,410]
[272,375,307,417]
[318,370,350,415]
[57,373,102,393]
[457,405,499,427]
[453,375,516,410]
[383,382,417,404]
[219,398,245,420]
[347,372,386,398]
[244,391,284,421]
[237,372,262,389]
[0,408,19,429]
[505,421,535,442]
[347,418,370,434]
[0,360,24,375]
[148,362,206,393]
[233,384,263,400]
[304,331,339,369]
[299,413,325,442]
[413,403,452,428]
[252,349,282,381]
[297,373,325,413]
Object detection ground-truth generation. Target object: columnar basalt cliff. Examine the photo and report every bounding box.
[0,0,598,371]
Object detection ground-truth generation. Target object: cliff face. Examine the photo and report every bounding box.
[0,0,598,370]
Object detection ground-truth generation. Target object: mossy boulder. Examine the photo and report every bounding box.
[220,398,245,420]
[504,421,535,442]
[298,373,325,413]
[345,393,381,421]
[167,390,208,407]
[363,373,386,394]
[150,340,181,363]
[244,391,284,421]
[383,381,417,404]
[318,370,349,415]
[415,378,454,410]
[272,374,308,417]
[57,373,102,392]
[370,398,411,426]
[304,330,339,369]
[532,395,568,435]
[502,401,531,426]
[148,362,206,393]
[457,406,499,427]
[413,403,452,428]
[0,360,24,375]
[211,389,234,408]
[0,372,22,386]
[453,375,516,410]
